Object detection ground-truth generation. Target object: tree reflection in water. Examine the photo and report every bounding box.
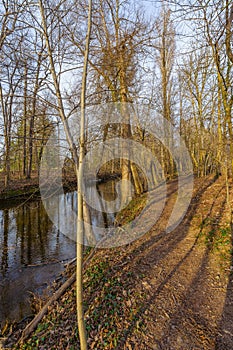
[0,198,76,327]
[0,180,119,327]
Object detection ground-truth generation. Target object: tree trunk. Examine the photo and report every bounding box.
[38,1,92,348]
[23,63,28,177]
[76,0,92,348]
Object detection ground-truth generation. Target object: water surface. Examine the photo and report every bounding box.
[0,181,118,327]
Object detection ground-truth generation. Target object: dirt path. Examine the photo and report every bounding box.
[85,175,233,350]
[5,175,233,349]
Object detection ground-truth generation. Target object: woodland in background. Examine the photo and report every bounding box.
[0,0,232,189]
[1,2,233,349]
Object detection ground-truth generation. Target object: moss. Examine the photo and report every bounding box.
[0,186,40,200]
[115,193,147,226]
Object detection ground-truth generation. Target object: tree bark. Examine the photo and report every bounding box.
[76,0,92,348]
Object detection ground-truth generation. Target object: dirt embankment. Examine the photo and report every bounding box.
[3,175,233,349]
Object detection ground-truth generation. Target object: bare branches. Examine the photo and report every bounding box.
[226,1,233,63]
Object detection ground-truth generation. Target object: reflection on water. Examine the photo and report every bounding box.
[0,199,76,327]
[42,180,120,243]
[88,180,118,229]
[0,180,119,328]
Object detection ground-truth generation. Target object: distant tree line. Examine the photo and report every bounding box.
[0,0,232,189]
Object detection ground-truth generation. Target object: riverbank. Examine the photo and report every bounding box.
[2,175,233,349]
[0,174,77,201]
[0,172,120,201]
[0,175,39,200]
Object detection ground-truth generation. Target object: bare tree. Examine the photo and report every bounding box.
[165,0,233,178]
[38,0,93,347]
[154,4,176,178]
[225,1,233,63]
[178,47,218,176]
[0,0,24,185]
[67,0,155,201]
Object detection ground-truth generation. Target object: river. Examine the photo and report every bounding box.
[0,180,118,328]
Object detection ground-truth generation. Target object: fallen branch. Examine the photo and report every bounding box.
[18,271,76,345]
[17,247,96,345]
[17,235,111,345]
[64,257,77,268]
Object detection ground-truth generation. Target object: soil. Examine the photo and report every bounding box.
[2,175,233,349]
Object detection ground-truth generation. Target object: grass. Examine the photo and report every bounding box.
[115,192,147,226]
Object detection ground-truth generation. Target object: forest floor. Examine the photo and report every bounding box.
[2,174,233,349]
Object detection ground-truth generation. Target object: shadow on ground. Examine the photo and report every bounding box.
[84,176,233,349]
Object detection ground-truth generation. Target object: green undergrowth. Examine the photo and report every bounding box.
[83,259,147,349]
[115,192,147,226]
[17,255,147,349]
[199,217,233,268]
[200,217,232,249]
